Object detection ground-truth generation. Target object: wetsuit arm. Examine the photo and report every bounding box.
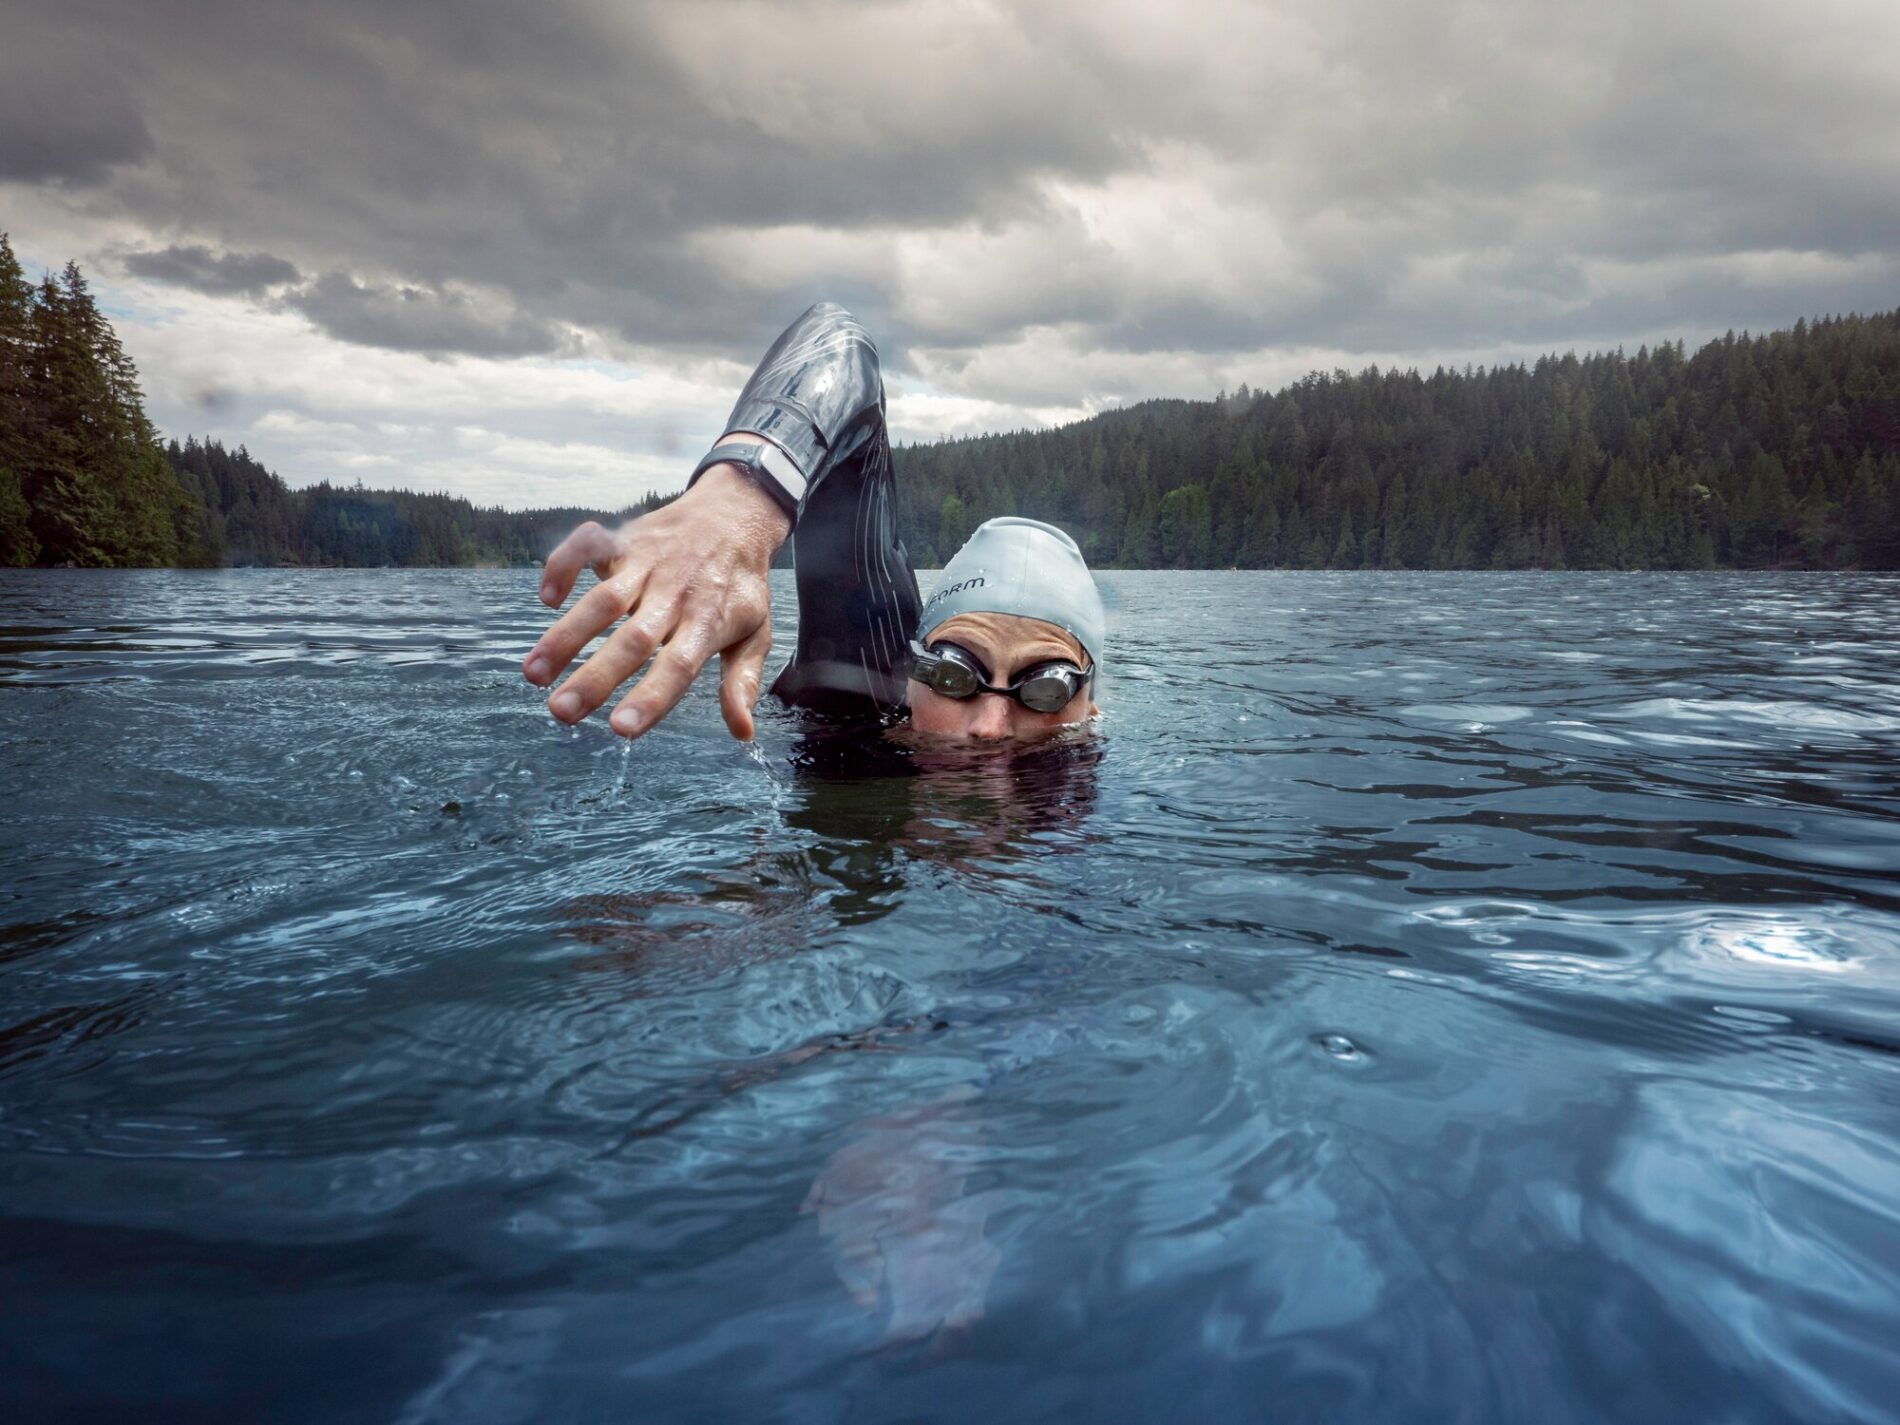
[707,303,920,718]
[524,303,911,739]
[708,302,888,525]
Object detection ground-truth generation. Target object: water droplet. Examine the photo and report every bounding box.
[1316,1032,1366,1062]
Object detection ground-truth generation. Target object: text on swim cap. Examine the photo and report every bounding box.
[924,576,985,608]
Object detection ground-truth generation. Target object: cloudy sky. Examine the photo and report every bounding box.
[6,0,1897,509]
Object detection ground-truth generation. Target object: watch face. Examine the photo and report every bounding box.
[754,442,807,503]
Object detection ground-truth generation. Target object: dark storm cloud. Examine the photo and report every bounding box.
[285,272,566,358]
[125,244,302,296]
[3,0,1138,354]
[7,0,1898,376]
[0,65,152,184]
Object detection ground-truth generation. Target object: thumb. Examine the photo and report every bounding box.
[718,620,773,741]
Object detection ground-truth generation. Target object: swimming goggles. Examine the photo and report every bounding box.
[908,639,1091,714]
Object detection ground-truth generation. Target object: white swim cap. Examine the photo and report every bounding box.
[920,517,1106,672]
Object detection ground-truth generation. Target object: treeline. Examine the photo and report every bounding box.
[5,229,1897,571]
[891,309,1900,569]
[0,235,645,568]
[163,436,651,568]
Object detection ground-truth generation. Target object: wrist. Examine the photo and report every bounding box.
[683,462,793,554]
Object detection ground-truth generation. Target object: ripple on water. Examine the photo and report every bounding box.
[5,568,1900,1420]
[1597,1079,1900,1424]
[1608,697,1900,736]
[1399,703,1535,726]
[1398,899,1900,1071]
[1680,911,1890,976]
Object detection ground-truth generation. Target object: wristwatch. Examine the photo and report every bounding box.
[688,440,807,523]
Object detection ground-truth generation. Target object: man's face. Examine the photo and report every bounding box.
[906,611,1097,740]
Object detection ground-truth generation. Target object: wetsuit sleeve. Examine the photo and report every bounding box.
[722,301,885,520]
[727,303,920,719]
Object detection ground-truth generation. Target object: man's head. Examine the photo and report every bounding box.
[908,518,1106,740]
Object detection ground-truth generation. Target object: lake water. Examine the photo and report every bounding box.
[4,568,1899,1423]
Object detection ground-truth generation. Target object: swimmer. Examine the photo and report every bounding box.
[522,303,1105,742]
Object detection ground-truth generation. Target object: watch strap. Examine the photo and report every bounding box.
[689,440,806,523]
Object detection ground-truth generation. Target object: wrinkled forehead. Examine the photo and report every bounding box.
[922,610,1088,668]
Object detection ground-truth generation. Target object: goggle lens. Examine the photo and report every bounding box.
[1016,672,1075,713]
[927,658,981,698]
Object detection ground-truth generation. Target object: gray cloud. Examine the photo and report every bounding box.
[125,244,301,295]
[7,0,1899,390]
[284,272,567,358]
[0,65,152,184]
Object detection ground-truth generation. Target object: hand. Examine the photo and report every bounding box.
[522,453,792,740]
[802,1089,997,1341]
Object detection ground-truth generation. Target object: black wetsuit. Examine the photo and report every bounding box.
[720,304,1104,843]
[721,302,921,720]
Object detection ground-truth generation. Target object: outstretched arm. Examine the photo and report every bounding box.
[521,303,887,740]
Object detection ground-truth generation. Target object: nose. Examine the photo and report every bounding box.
[966,691,1014,740]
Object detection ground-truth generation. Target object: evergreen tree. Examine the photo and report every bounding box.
[0,234,37,564]
[937,492,971,565]
[5,259,197,565]
[1157,483,1212,567]
[22,271,116,564]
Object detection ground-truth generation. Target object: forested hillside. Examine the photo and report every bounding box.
[161,437,650,568]
[892,310,1900,569]
[4,230,1896,570]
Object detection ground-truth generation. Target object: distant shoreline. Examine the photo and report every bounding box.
[7,246,1896,576]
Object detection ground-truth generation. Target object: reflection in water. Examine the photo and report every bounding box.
[563,725,1103,956]
[562,725,1103,1340]
[803,1083,997,1341]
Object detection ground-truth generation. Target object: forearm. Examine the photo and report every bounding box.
[718,302,886,522]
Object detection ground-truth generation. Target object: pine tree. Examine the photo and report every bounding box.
[937,492,972,563]
[1157,483,1212,567]
[3,258,201,565]
[0,234,38,564]
[22,271,116,564]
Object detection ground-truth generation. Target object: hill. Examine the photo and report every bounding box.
[3,228,1894,570]
[890,310,1900,569]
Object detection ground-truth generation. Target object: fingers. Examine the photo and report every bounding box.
[546,604,672,724]
[537,521,619,609]
[524,566,648,689]
[716,619,773,742]
[608,623,718,739]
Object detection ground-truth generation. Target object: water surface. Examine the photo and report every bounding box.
[4,569,1899,1423]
